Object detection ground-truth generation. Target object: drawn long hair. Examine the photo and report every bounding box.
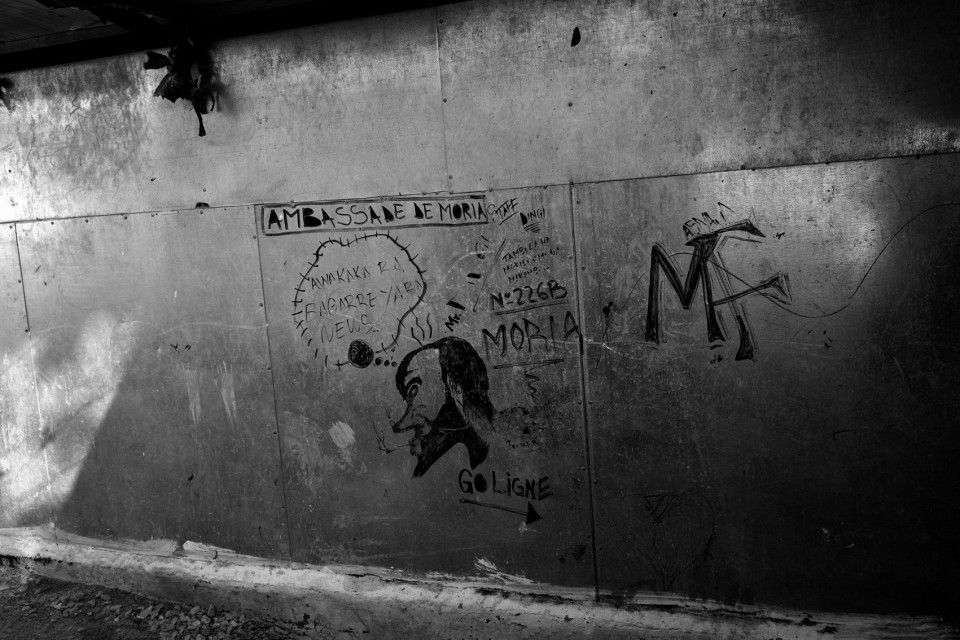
[396,337,495,427]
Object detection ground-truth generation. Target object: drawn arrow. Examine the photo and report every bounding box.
[460,498,542,525]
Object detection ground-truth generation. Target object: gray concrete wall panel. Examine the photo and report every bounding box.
[439,0,960,191]
[0,0,958,618]
[0,9,446,223]
[258,187,594,585]
[0,223,48,527]
[574,153,960,613]
[16,207,287,557]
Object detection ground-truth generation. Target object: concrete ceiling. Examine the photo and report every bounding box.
[0,0,454,72]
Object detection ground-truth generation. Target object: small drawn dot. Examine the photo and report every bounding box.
[375,357,383,366]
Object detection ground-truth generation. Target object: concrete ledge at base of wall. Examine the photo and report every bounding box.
[0,526,955,640]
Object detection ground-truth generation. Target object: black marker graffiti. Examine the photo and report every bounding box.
[347,339,375,368]
[519,207,545,233]
[645,219,791,360]
[390,337,495,478]
[709,202,960,322]
[482,311,581,359]
[492,358,564,399]
[262,196,489,236]
[460,498,542,525]
[475,236,491,259]
[444,313,464,331]
[491,198,520,225]
[489,280,568,313]
[373,418,408,454]
[458,469,553,501]
[408,311,434,346]
[292,231,427,366]
[600,301,615,342]
[681,207,727,239]
[471,240,508,312]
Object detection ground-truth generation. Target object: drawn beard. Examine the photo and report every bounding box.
[408,420,433,457]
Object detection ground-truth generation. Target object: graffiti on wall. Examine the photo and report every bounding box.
[390,337,495,478]
[261,195,489,236]
[268,192,582,527]
[291,232,428,367]
[644,215,792,360]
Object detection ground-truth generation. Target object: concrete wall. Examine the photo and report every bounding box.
[1,0,959,618]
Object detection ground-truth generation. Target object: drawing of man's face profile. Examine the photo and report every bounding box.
[391,337,495,478]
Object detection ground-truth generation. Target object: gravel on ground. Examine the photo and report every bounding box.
[0,558,330,640]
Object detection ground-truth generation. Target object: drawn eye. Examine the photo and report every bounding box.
[406,384,419,400]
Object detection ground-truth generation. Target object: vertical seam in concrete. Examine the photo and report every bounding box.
[251,208,295,563]
[13,223,56,536]
[567,183,601,601]
[434,7,452,191]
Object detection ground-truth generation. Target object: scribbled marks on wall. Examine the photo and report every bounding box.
[386,337,495,478]
[444,299,466,331]
[499,234,564,285]
[478,201,578,400]
[292,232,427,368]
[473,557,537,583]
[497,406,546,451]
[170,342,203,427]
[283,412,363,481]
[182,369,202,428]
[645,211,791,360]
[482,298,578,401]
[638,491,716,592]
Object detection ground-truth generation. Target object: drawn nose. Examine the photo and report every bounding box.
[391,403,416,433]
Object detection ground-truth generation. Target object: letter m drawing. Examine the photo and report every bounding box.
[644,219,791,361]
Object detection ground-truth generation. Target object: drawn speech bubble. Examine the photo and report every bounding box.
[293,232,426,367]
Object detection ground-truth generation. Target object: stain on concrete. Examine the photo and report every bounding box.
[327,421,356,467]
[216,361,238,435]
[182,369,201,429]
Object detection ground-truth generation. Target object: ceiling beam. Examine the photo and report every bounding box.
[0,0,460,73]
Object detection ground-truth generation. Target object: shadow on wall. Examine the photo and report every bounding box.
[805,0,960,127]
[1,0,960,618]
[590,165,960,616]
[2,308,288,557]
[0,310,133,527]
